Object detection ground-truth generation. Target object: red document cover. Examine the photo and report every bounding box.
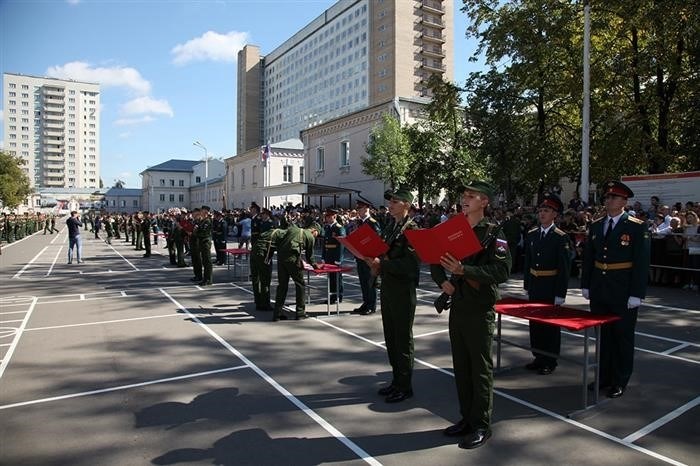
[337,223,389,259]
[404,214,482,264]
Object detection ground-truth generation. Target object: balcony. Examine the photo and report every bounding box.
[420,45,445,59]
[43,146,64,154]
[420,16,445,29]
[43,106,64,114]
[44,121,65,129]
[44,154,64,162]
[421,61,446,72]
[420,0,444,15]
[44,177,65,186]
[44,138,64,146]
[43,88,65,98]
[419,30,445,43]
[43,129,63,137]
[43,162,65,170]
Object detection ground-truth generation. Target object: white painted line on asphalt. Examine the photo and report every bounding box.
[634,347,699,365]
[0,343,10,347]
[623,395,700,443]
[120,291,127,297]
[315,316,687,466]
[46,245,64,276]
[25,313,185,332]
[0,297,37,380]
[661,343,690,355]
[0,310,29,315]
[412,329,449,340]
[642,302,700,314]
[104,240,139,271]
[12,247,49,279]
[0,320,24,324]
[0,232,42,251]
[160,288,381,466]
[49,228,66,244]
[0,365,250,411]
[636,331,699,348]
[79,294,86,300]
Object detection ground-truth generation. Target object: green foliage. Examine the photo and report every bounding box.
[460,0,700,194]
[361,113,411,190]
[0,152,32,209]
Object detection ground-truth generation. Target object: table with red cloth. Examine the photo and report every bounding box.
[303,262,354,316]
[495,297,620,413]
[220,248,250,280]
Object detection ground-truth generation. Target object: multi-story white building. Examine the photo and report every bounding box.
[2,72,101,189]
[237,0,453,153]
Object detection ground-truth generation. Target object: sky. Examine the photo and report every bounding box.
[0,0,482,189]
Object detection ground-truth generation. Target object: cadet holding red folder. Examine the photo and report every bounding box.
[404,214,482,264]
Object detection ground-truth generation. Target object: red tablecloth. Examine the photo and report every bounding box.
[303,262,353,274]
[495,297,620,331]
[222,248,250,255]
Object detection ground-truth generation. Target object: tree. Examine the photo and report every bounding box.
[403,124,443,208]
[362,113,411,190]
[113,179,126,189]
[0,152,32,209]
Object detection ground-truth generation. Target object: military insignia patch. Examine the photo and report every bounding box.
[620,233,631,246]
[495,238,508,257]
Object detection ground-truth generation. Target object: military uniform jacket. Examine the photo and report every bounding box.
[251,215,273,245]
[523,226,571,301]
[431,219,511,307]
[322,222,345,264]
[276,224,317,266]
[581,213,650,302]
[252,228,285,259]
[380,216,420,286]
[212,218,227,241]
[195,217,213,242]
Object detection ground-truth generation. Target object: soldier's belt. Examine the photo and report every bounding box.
[529,268,558,277]
[324,244,337,249]
[594,261,633,271]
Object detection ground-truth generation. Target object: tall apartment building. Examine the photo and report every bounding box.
[237,0,453,153]
[2,73,101,189]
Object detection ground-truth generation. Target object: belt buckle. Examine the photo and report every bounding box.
[601,262,608,270]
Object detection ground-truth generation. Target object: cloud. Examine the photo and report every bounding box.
[171,30,250,65]
[121,96,173,117]
[46,61,151,95]
[114,116,156,126]
[118,132,131,139]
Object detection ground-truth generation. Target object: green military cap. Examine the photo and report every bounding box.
[459,180,494,200]
[307,222,323,233]
[383,187,414,203]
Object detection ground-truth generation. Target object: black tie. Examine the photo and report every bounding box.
[604,218,614,240]
[540,230,546,241]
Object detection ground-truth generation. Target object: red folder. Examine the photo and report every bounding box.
[404,214,482,264]
[337,223,389,259]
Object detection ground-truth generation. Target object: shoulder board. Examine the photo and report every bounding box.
[528,227,538,234]
[368,218,377,223]
[592,217,604,224]
[554,227,567,236]
[627,216,644,224]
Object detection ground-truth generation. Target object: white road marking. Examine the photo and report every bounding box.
[314,318,688,466]
[0,366,249,410]
[0,297,37,380]
[46,246,64,276]
[623,395,700,443]
[25,313,186,332]
[160,288,381,466]
[12,247,49,279]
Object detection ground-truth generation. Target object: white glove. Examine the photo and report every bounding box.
[627,296,642,309]
[554,296,565,306]
[582,288,590,300]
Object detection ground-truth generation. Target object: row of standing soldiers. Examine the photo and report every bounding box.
[2,212,52,253]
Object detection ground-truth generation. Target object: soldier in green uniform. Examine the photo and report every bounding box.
[135,213,144,251]
[43,215,51,234]
[6,213,16,243]
[322,208,346,304]
[189,209,203,282]
[272,222,321,321]
[353,200,381,315]
[251,206,274,294]
[196,206,214,286]
[431,180,511,449]
[251,227,286,310]
[581,180,650,399]
[367,188,420,403]
[142,212,152,258]
[523,193,571,374]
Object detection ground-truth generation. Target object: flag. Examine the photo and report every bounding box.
[261,142,270,164]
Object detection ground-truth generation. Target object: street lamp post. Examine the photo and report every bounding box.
[193,141,208,206]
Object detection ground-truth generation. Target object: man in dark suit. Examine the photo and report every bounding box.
[523,193,571,374]
[581,181,650,398]
[322,208,345,304]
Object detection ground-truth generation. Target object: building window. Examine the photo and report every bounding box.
[196,176,201,183]
[179,179,184,187]
[299,166,304,183]
[283,165,293,182]
[160,179,165,186]
[241,169,246,186]
[159,194,165,202]
[170,179,175,187]
[316,147,325,171]
[133,200,138,207]
[340,141,350,167]
[169,194,175,202]
[178,194,184,202]
[120,200,126,207]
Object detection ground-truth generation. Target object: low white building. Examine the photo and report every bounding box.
[225,139,305,209]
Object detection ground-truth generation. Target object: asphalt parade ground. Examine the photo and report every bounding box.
[1,228,698,466]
